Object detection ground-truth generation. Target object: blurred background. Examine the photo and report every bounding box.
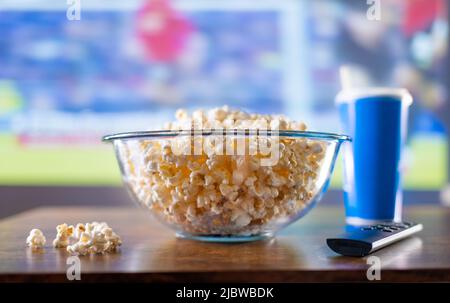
[0,0,448,216]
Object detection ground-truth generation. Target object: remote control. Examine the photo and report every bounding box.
[326,221,423,257]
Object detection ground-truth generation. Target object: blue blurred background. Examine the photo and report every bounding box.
[0,0,448,195]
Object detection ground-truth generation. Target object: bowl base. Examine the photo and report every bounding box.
[175,232,273,243]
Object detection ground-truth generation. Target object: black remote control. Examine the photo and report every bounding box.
[326,221,423,257]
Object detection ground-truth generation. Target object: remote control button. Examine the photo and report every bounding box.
[382,228,393,232]
[361,227,373,231]
[388,226,400,230]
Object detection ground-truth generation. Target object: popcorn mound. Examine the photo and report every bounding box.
[119,106,327,236]
[53,222,122,256]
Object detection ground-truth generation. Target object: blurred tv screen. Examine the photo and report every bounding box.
[0,0,448,190]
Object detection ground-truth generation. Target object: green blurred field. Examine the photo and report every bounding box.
[0,134,447,188]
[0,135,121,186]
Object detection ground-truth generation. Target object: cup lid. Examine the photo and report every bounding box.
[335,87,413,106]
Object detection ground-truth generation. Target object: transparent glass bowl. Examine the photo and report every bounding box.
[103,130,350,242]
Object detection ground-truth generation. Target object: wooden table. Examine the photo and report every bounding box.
[1,204,449,282]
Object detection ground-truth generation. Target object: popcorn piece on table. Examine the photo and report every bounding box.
[102,227,123,253]
[26,229,46,249]
[52,223,74,248]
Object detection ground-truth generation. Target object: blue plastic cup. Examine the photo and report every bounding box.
[336,88,413,225]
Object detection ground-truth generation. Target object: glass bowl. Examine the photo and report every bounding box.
[103,129,350,242]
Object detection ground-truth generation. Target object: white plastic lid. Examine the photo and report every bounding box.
[335,87,413,106]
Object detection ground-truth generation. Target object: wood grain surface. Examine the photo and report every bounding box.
[0,204,449,282]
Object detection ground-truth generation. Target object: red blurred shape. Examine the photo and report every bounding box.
[403,0,446,37]
[136,0,194,62]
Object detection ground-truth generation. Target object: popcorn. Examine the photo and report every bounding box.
[119,106,326,236]
[66,232,91,256]
[52,223,74,248]
[26,229,46,249]
[103,227,122,253]
[24,221,122,256]
[74,223,86,239]
[89,232,108,254]
[66,222,122,256]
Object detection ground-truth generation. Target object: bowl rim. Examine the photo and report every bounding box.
[102,129,351,142]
